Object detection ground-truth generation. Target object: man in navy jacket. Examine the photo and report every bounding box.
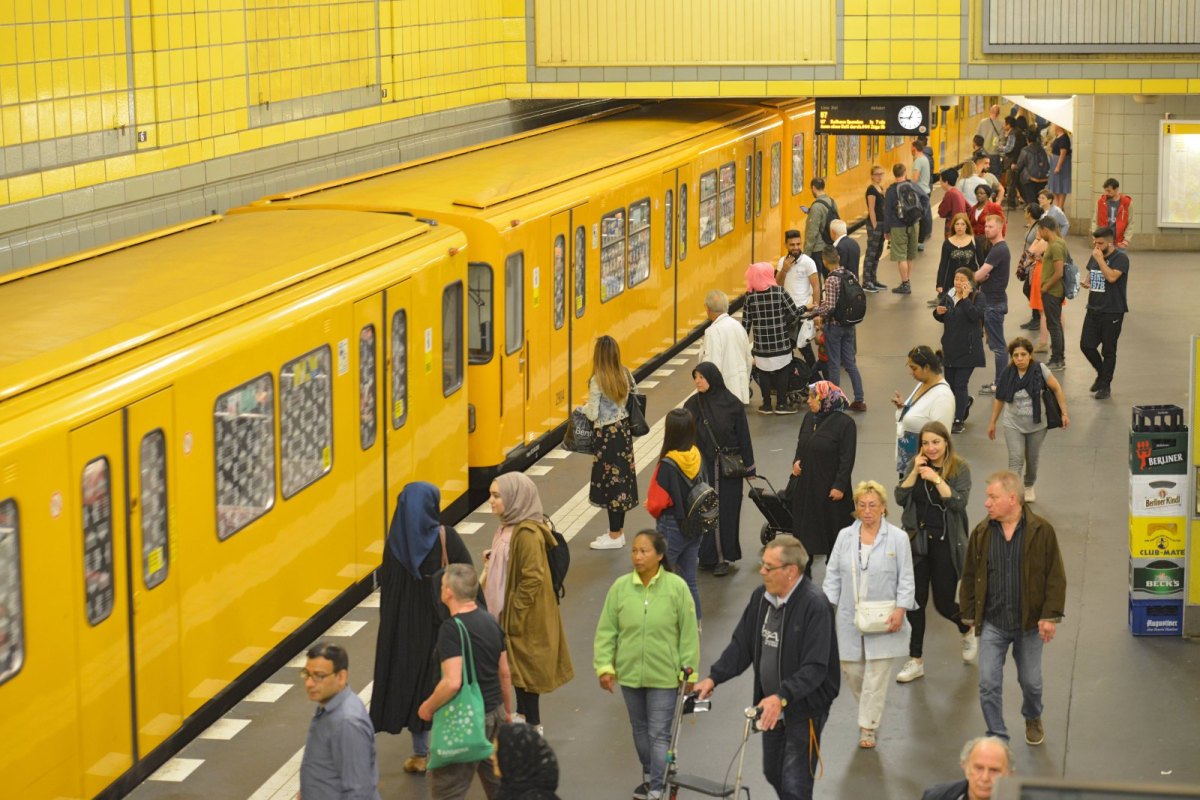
[922,736,1012,800]
[695,535,838,800]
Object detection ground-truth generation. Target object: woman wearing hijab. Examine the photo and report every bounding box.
[684,362,755,575]
[482,473,574,735]
[495,722,562,800]
[743,261,801,415]
[369,481,473,774]
[791,381,856,574]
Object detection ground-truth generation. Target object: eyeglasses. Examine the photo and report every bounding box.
[759,562,787,573]
[299,669,334,682]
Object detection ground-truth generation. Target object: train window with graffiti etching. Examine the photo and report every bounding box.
[627,198,651,288]
[82,458,114,624]
[698,170,717,248]
[214,374,276,539]
[770,143,781,208]
[718,162,735,238]
[443,282,464,395]
[678,183,688,260]
[140,430,170,589]
[755,150,763,217]
[359,325,377,450]
[744,156,753,223]
[468,263,494,362]
[791,133,805,195]
[663,190,673,269]
[505,252,525,351]
[391,310,408,428]
[836,136,849,175]
[600,208,625,301]
[553,235,566,329]
[280,346,333,499]
[0,499,23,684]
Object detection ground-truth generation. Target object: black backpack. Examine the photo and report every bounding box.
[815,196,840,246]
[832,270,867,326]
[895,182,923,226]
[544,516,570,603]
[669,461,719,540]
[1030,146,1050,180]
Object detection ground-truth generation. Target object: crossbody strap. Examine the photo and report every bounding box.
[439,525,448,568]
[698,398,730,455]
[453,616,477,688]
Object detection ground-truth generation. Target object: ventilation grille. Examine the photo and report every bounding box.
[984,0,1200,53]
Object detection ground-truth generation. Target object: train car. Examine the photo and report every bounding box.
[0,210,469,798]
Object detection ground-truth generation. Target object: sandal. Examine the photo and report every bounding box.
[859,728,876,749]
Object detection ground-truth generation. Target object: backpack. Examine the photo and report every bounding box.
[667,460,719,540]
[1061,248,1080,300]
[1030,146,1050,181]
[895,182,923,226]
[814,196,839,246]
[544,516,570,603]
[832,270,867,326]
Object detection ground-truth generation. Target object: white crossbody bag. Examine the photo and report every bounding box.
[851,538,896,634]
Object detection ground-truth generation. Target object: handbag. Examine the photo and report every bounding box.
[850,540,896,635]
[625,371,650,437]
[698,399,750,479]
[563,407,595,453]
[908,526,929,558]
[427,616,495,770]
[429,527,453,623]
[1042,382,1063,430]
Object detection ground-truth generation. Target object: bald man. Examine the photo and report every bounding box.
[922,736,1013,800]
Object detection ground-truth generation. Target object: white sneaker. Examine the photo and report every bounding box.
[962,631,978,663]
[1024,486,1036,503]
[896,658,925,683]
[589,533,625,550]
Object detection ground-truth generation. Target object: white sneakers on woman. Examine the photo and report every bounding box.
[1024,485,1036,503]
[896,658,925,683]
[590,533,625,550]
[962,631,979,663]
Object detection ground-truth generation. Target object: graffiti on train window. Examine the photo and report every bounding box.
[770,143,781,208]
[0,499,23,685]
[663,189,673,269]
[718,162,735,238]
[573,227,586,318]
[505,252,526,351]
[140,430,170,590]
[215,374,276,539]
[82,457,114,624]
[391,311,408,428]
[627,199,651,288]
[359,325,377,449]
[280,346,332,499]
[443,282,464,396]
[698,170,717,248]
[553,235,566,329]
[791,133,805,195]
[600,208,626,302]
[678,183,688,260]
[468,263,494,362]
[754,149,763,217]
[744,156,752,224]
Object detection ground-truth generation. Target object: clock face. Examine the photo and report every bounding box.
[898,104,923,130]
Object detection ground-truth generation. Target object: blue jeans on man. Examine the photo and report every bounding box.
[982,299,1008,386]
[621,686,677,795]
[762,711,828,800]
[823,324,864,402]
[977,623,1044,740]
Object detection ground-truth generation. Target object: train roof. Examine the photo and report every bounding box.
[0,209,447,404]
[257,102,770,218]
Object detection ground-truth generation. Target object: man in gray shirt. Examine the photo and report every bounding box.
[300,643,381,800]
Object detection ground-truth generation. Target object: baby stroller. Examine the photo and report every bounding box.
[750,355,816,409]
[746,474,795,546]
[662,668,757,799]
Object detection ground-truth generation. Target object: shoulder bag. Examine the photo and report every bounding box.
[625,370,650,437]
[851,536,897,635]
[427,615,495,769]
[698,398,750,479]
[1041,372,1064,430]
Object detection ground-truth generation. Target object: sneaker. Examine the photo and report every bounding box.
[403,755,428,774]
[951,421,965,434]
[757,404,774,415]
[896,658,925,683]
[1094,386,1111,400]
[1024,485,1036,503]
[891,282,912,294]
[964,396,974,420]
[713,561,731,577]
[1025,717,1045,746]
[1047,360,1066,371]
[1020,318,1040,331]
[978,384,996,395]
[775,403,799,415]
[918,243,926,252]
[962,631,978,663]
[590,533,626,550]
[633,782,651,800]
[926,299,939,307]
[873,281,889,289]
[863,282,881,293]
[1089,378,1103,392]
[849,400,867,412]
[1033,342,1049,353]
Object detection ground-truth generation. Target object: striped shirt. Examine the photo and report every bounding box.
[984,519,1024,631]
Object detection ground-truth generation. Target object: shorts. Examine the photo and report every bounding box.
[889,223,919,262]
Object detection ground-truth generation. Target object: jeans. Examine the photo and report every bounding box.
[907,535,970,658]
[429,704,506,799]
[1080,310,1125,387]
[823,324,864,402]
[943,365,975,423]
[661,514,700,619]
[762,711,828,800]
[978,623,1044,740]
[863,224,885,285]
[412,728,430,756]
[982,300,1008,386]
[1003,425,1047,487]
[621,686,677,793]
[1041,291,1064,363]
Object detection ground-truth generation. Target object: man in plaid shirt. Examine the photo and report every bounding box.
[807,245,867,411]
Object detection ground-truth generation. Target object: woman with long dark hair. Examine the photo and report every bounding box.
[583,335,640,551]
[646,409,705,620]
[934,267,987,434]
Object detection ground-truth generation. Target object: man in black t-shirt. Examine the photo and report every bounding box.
[419,564,511,800]
[972,216,1010,395]
[1079,226,1130,400]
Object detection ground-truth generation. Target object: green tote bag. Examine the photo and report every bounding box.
[427,616,495,769]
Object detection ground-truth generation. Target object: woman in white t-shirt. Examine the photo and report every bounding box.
[891,346,955,478]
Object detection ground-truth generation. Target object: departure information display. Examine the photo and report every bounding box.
[815,98,930,135]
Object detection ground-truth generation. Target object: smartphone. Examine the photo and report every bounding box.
[799,204,810,213]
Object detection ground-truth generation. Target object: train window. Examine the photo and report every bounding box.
[140,430,170,590]
[552,235,566,329]
[698,170,716,248]
[0,499,24,684]
[359,325,377,449]
[627,199,650,288]
[663,189,673,269]
[443,282,464,396]
[280,346,332,499]
[468,263,494,363]
[82,457,114,625]
[678,183,688,260]
[600,209,625,301]
[835,137,847,175]
[215,374,276,539]
[505,252,525,351]
[770,143,781,208]
[754,150,763,217]
[573,228,586,318]
[391,311,408,428]
[815,135,829,180]
[849,136,860,169]
[791,133,804,195]
[743,156,752,224]
[718,162,735,238]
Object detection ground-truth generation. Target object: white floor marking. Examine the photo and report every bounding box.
[652,368,674,377]
[474,502,492,515]
[456,521,484,534]
[286,653,308,669]
[638,380,660,389]
[149,757,205,782]
[357,591,381,609]
[324,620,367,637]
[198,718,251,741]
[668,357,689,365]
[543,449,573,459]
[244,683,291,703]
[682,346,702,355]
[526,464,553,476]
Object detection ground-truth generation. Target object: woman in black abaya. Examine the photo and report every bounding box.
[369,481,472,774]
[790,380,856,574]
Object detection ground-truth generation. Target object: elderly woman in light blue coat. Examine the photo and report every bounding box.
[823,480,916,750]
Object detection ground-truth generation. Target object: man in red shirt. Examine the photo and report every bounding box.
[1095,178,1133,248]
[938,169,971,237]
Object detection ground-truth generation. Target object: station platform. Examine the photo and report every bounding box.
[127,217,1200,800]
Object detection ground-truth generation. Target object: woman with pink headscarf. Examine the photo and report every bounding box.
[742,261,802,414]
[790,380,857,574]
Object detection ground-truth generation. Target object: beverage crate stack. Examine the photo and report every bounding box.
[1128,405,1188,636]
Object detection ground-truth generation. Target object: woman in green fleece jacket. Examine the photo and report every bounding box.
[593,529,700,800]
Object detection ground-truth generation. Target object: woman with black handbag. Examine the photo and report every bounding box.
[583,335,641,551]
[685,362,755,576]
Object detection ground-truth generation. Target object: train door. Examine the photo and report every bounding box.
[384,281,415,506]
[70,412,134,796]
[548,212,574,429]
[498,248,526,452]
[521,221,553,446]
[353,294,386,575]
[659,170,679,339]
[126,389,183,758]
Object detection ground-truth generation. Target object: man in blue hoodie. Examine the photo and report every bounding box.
[695,535,839,800]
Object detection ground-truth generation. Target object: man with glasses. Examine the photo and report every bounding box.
[300,642,381,800]
[695,535,839,800]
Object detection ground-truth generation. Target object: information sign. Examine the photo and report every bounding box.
[815,98,930,135]
[1158,121,1200,228]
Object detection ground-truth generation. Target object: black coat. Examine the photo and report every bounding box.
[834,236,861,280]
[922,779,968,800]
[934,290,987,369]
[791,410,856,557]
[369,525,473,734]
[685,392,756,475]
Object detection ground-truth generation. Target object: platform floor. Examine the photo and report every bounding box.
[128,215,1200,800]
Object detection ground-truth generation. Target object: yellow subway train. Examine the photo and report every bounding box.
[0,97,988,799]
